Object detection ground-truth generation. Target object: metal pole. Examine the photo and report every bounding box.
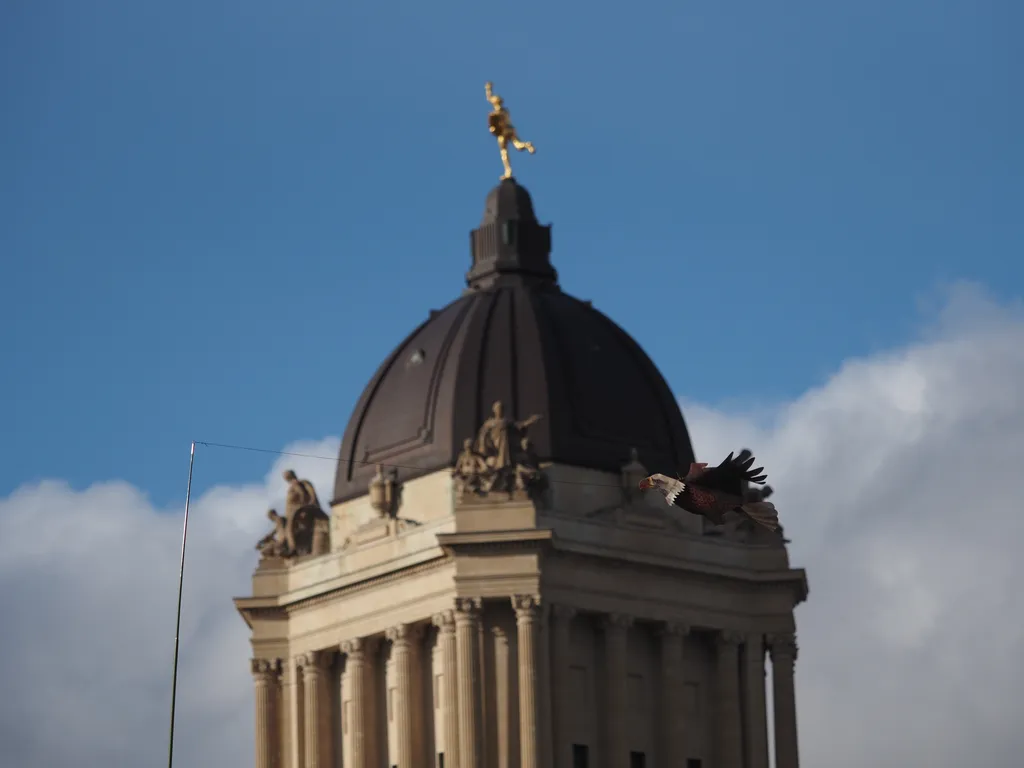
[167,441,196,768]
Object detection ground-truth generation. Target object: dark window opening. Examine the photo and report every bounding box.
[502,220,517,246]
[686,759,703,768]
[437,754,445,768]
[572,743,590,768]
[630,751,646,768]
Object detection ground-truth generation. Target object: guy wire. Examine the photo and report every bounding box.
[195,439,633,490]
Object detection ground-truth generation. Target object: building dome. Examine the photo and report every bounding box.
[333,178,695,503]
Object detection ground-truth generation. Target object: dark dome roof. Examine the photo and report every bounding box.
[333,179,695,504]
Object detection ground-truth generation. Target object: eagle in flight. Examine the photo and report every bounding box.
[638,449,781,532]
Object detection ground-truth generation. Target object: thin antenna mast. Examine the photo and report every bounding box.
[167,441,196,768]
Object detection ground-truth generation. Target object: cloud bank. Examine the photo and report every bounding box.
[1,283,1021,767]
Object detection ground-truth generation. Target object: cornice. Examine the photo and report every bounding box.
[234,528,808,628]
[436,528,554,555]
[546,548,808,601]
[234,555,452,625]
[234,599,286,630]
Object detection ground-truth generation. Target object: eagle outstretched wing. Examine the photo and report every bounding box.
[690,449,767,496]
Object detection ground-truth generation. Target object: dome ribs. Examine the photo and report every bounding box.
[332,179,695,503]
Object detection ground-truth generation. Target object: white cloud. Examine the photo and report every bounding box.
[0,283,1022,767]
[0,440,338,768]
[684,283,1024,767]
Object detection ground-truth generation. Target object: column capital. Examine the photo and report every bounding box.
[604,612,633,630]
[716,629,744,647]
[455,596,483,619]
[250,657,282,679]
[658,621,691,638]
[767,632,798,661]
[432,609,456,630]
[551,604,577,622]
[296,650,332,671]
[386,622,424,645]
[512,594,542,618]
[339,637,361,657]
[339,636,378,658]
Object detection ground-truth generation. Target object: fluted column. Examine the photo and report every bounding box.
[512,595,541,768]
[744,634,770,768]
[366,638,383,768]
[455,597,482,768]
[341,639,369,768]
[603,613,632,768]
[477,617,490,764]
[492,625,512,768]
[432,611,461,768]
[297,650,332,768]
[658,623,689,768]
[538,607,553,768]
[715,631,744,768]
[386,623,423,768]
[550,605,576,768]
[768,633,800,768]
[251,658,282,768]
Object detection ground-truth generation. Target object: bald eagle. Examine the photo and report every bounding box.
[638,449,780,532]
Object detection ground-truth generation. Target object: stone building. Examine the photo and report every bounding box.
[234,178,808,768]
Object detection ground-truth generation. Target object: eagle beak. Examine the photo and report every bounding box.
[638,477,653,491]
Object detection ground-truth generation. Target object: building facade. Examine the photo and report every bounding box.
[235,178,808,768]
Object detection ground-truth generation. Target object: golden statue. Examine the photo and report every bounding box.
[485,81,535,180]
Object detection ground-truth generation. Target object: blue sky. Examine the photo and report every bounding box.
[1,0,1020,505]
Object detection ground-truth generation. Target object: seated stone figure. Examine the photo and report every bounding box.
[256,509,291,558]
[256,470,331,560]
[453,438,489,496]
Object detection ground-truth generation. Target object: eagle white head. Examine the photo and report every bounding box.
[638,473,685,505]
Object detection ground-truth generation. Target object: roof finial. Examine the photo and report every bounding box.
[485,81,536,180]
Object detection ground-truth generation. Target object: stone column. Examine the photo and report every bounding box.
[477,616,490,764]
[550,605,576,768]
[341,639,369,768]
[251,658,282,768]
[387,623,423,768]
[337,663,347,767]
[658,623,689,768]
[538,607,553,768]
[603,613,632,768]
[715,631,744,768]
[513,595,541,768]
[297,650,333,768]
[744,634,770,768]
[365,637,383,768]
[492,625,512,768]
[455,597,483,768]
[283,660,301,768]
[432,611,460,768]
[768,633,800,768]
